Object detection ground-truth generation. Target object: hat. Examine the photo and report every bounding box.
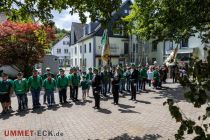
[93,67,98,71]
[88,67,92,70]
[17,72,23,76]
[1,72,8,77]
[131,63,135,67]
[33,69,38,72]
[46,67,51,70]
[59,68,63,71]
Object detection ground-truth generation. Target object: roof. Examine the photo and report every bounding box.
[70,22,86,45]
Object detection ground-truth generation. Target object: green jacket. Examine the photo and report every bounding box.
[140,68,148,79]
[71,74,80,86]
[28,75,42,90]
[86,72,94,81]
[0,80,13,95]
[57,75,69,89]
[68,74,73,86]
[153,70,160,81]
[80,80,89,90]
[43,78,56,91]
[13,78,28,94]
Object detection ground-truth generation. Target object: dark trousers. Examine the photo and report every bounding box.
[59,88,67,103]
[112,85,119,104]
[126,79,130,91]
[93,88,100,108]
[148,80,151,87]
[16,94,27,110]
[131,82,136,100]
[140,78,146,90]
[44,90,55,103]
[70,86,74,99]
[31,89,41,107]
[102,83,108,96]
[137,80,141,91]
[46,91,54,105]
[72,86,78,100]
[108,81,111,93]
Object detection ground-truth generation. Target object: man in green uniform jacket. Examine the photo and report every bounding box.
[43,73,56,107]
[140,66,148,91]
[14,72,28,111]
[28,69,42,109]
[71,68,80,101]
[0,73,13,114]
[57,69,69,104]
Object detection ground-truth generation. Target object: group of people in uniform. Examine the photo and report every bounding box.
[0,63,169,114]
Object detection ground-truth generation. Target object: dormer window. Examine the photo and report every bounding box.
[124,10,128,14]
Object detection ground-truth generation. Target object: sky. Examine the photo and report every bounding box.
[52,0,132,31]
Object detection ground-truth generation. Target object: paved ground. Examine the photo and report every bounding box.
[0,79,209,140]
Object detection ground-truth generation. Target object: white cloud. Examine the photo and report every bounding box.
[52,9,90,31]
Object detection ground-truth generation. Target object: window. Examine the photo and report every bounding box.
[136,44,138,52]
[110,44,119,54]
[84,44,86,53]
[152,41,157,52]
[80,46,82,53]
[57,49,61,54]
[89,43,91,53]
[152,58,156,62]
[80,58,83,66]
[64,49,68,54]
[98,59,102,66]
[63,41,66,45]
[133,44,135,52]
[124,10,128,14]
[84,58,87,67]
[113,24,125,36]
[181,39,188,48]
[75,58,77,66]
[75,47,77,54]
[124,43,129,54]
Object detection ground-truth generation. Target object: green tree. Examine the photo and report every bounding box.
[0,0,122,26]
[0,21,55,77]
[124,0,210,139]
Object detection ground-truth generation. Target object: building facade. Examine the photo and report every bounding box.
[69,0,132,68]
[51,36,71,66]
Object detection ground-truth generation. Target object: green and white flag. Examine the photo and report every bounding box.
[101,29,110,65]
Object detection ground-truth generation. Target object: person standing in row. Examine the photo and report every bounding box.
[86,67,94,97]
[147,66,153,87]
[130,64,139,101]
[71,68,80,102]
[13,72,28,111]
[28,69,42,109]
[68,68,74,100]
[140,66,147,91]
[80,76,89,102]
[57,69,68,104]
[92,68,102,109]
[0,73,13,114]
[42,67,55,104]
[43,73,56,107]
[111,67,121,105]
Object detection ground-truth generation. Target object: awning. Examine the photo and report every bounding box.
[166,48,193,55]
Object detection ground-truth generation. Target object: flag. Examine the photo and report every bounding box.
[101,29,111,65]
[165,45,178,66]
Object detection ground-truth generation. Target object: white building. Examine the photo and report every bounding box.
[69,0,132,68]
[145,34,209,65]
[51,36,71,66]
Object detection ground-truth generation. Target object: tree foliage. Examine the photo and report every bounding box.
[0,20,55,77]
[124,0,210,43]
[0,0,122,26]
[125,0,210,139]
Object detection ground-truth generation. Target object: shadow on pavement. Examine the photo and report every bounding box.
[47,104,60,111]
[97,108,112,114]
[118,109,140,114]
[109,133,162,140]
[31,106,46,114]
[117,103,135,109]
[61,103,73,108]
[0,113,14,120]
[134,100,151,104]
[15,110,29,117]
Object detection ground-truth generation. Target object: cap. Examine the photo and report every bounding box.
[46,67,51,70]
[33,69,38,72]
[1,72,8,77]
[17,72,23,76]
